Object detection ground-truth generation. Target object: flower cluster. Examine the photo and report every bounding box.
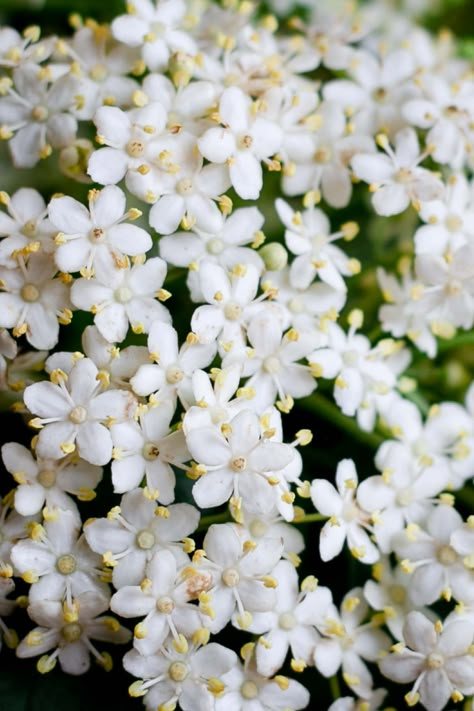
[0,0,473,710]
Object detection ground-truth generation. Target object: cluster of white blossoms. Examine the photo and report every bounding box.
[0,0,473,709]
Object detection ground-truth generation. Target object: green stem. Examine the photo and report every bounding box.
[295,513,327,524]
[437,331,474,353]
[298,392,384,450]
[329,674,341,700]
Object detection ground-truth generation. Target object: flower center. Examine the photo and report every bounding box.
[314,145,332,163]
[230,456,247,472]
[279,611,297,630]
[288,297,304,314]
[69,405,87,424]
[389,585,406,605]
[436,544,457,566]
[37,469,56,488]
[395,168,413,183]
[445,280,463,296]
[56,554,77,575]
[224,302,242,321]
[373,87,387,102]
[343,350,359,366]
[222,567,240,587]
[114,286,133,303]
[206,238,224,255]
[157,595,175,614]
[143,442,160,461]
[263,355,281,374]
[136,529,155,550]
[127,140,145,157]
[89,227,106,243]
[445,214,462,232]
[237,134,253,150]
[176,177,194,195]
[90,63,108,82]
[166,365,184,384]
[427,652,444,669]
[61,622,83,642]
[21,219,37,237]
[240,680,259,699]
[169,661,188,682]
[21,284,40,302]
[31,105,49,122]
[249,519,268,538]
[412,438,428,457]
[210,406,228,424]
[151,21,167,37]
[396,488,413,506]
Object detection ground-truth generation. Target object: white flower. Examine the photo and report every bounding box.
[249,560,332,676]
[123,641,238,711]
[0,65,79,168]
[11,509,109,604]
[48,185,152,278]
[186,408,296,514]
[0,253,72,350]
[282,100,374,208]
[225,311,318,414]
[262,266,346,334]
[309,317,408,430]
[0,497,37,579]
[158,206,265,277]
[84,489,200,588]
[0,26,56,69]
[182,364,247,432]
[314,587,391,699]
[323,46,416,137]
[110,401,188,500]
[111,0,196,72]
[190,260,262,349]
[1,442,102,520]
[311,459,379,564]
[391,505,474,606]
[129,321,216,408]
[0,327,17,391]
[24,357,137,465]
[70,256,171,343]
[379,611,474,711]
[142,74,219,136]
[402,73,474,168]
[0,187,54,268]
[67,23,141,110]
[357,439,450,553]
[275,197,358,290]
[351,128,444,216]
[111,549,202,655]
[198,86,283,200]
[363,557,436,642]
[414,173,474,257]
[194,522,284,633]
[87,102,168,193]
[414,245,474,331]
[16,591,131,675]
[51,324,149,390]
[376,266,437,357]
[216,648,310,711]
[147,133,229,235]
